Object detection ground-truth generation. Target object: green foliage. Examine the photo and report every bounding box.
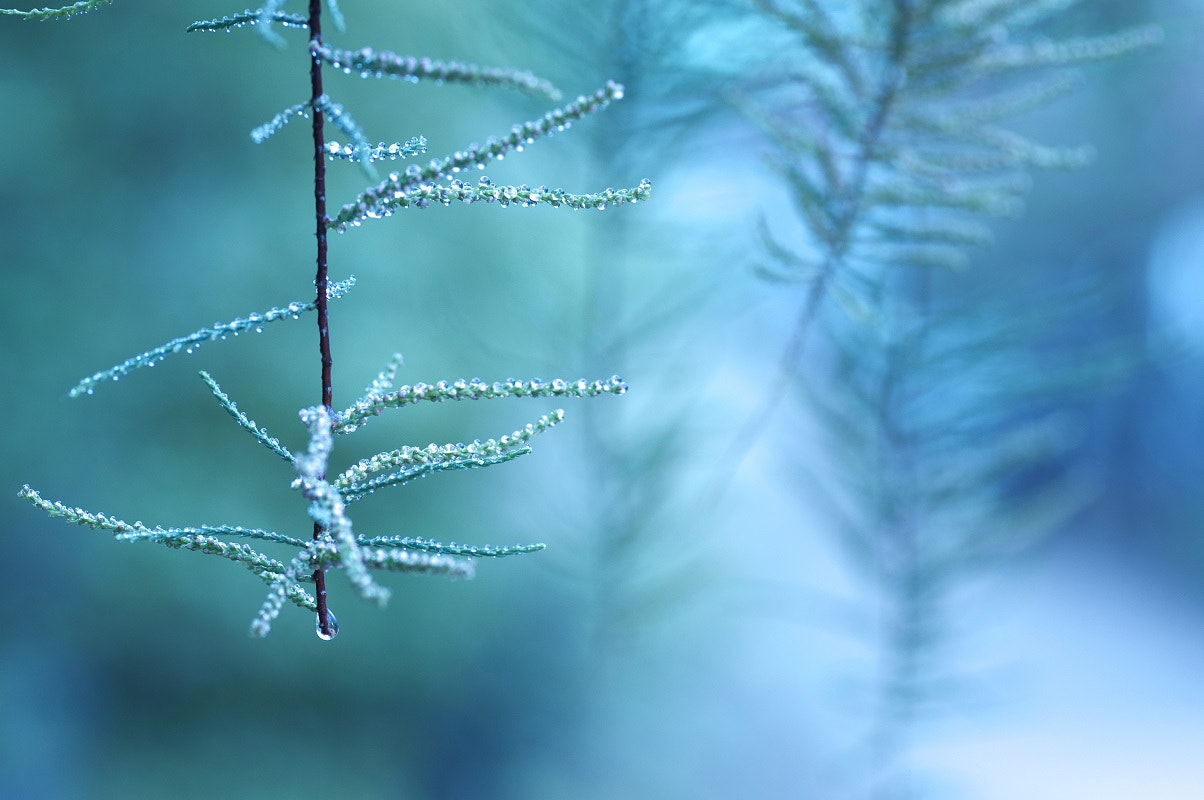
[23,352,616,637]
[14,1,645,639]
[328,80,638,230]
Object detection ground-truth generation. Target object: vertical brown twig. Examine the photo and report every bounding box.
[308,0,333,639]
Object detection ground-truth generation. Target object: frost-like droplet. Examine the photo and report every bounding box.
[316,608,339,641]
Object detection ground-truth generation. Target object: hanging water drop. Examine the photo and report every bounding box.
[316,608,339,640]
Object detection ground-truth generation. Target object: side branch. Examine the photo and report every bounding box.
[67,277,355,398]
[2,0,114,20]
[331,177,651,232]
[312,42,561,100]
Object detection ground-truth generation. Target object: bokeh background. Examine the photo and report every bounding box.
[2,1,1202,798]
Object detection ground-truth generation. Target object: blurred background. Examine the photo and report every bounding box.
[2,1,1202,798]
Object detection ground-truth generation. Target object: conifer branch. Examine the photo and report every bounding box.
[359,351,403,400]
[18,485,306,548]
[67,277,356,398]
[251,101,310,144]
[186,9,308,34]
[337,409,562,488]
[325,136,426,164]
[307,540,475,578]
[1,0,113,20]
[17,485,311,602]
[356,535,545,559]
[312,42,561,100]
[20,481,322,628]
[199,371,296,463]
[248,538,478,635]
[17,0,636,642]
[294,406,389,608]
[406,82,625,185]
[252,94,419,165]
[313,93,374,175]
[716,0,1159,490]
[328,81,629,228]
[331,177,651,232]
[978,26,1164,72]
[722,1,1158,784]
[340,449,530,504]
[254,0,287,47]
[335,374,627,434]
[323,0,343,33]
[335,409,564,502]
[250,552,311,637]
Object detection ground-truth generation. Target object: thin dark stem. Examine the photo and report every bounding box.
[309,0,333,639]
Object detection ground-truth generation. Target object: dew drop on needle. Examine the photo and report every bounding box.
[315,609,339,641]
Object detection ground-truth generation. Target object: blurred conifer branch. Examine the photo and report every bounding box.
[719,0,1159,477]
[500,1,724,666]
[727,0,1157,790]
[805,274,1142,794]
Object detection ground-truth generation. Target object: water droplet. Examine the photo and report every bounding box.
[316,608,339,640]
